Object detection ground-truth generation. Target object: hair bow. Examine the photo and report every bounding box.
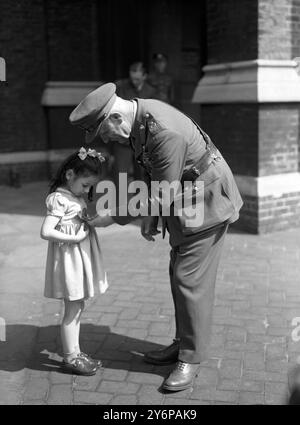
[78,147,105,162]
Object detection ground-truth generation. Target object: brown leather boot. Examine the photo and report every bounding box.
[162,361,200,391]
[144,339,179,365]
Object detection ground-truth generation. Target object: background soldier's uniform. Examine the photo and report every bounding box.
[147,72,174,104]
[113,99,243,363]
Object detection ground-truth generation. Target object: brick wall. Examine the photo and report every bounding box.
[201,104,259,176]
[46,0,96,80]
[47,108,85,150]
[206,0,258,64]
[291,0,300,57]
[0,0,48,153]
[0,162,50,187]
[206,0,296,63]
[259,105,299,176]
[235,192,300,233]
[201,104,299,178]
[258,0,293,59]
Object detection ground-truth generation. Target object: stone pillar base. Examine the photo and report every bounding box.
[234,173,300,233]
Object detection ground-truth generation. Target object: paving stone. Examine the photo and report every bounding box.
[238,392,265,405]
[241,380,264,392]
[265,360,289,373]
[23,378,49,401]
[194,367,219,387]
[127,371,163,385]
[265,382,287,394]
[126,329,148,339]
[226,327,247,342]
[119,309,139,320]
[50,371,73,384]
[73,372,103,391]
[74,391,113,405]
[97,380,140,395]
[102,368,128,382]
[109,395,138,405]
[163,398,211,405]
[47,384,73,405]
[264,392,286,405]
[116,319,150,329]
[190,388,238,403]
[148,322,171,336]
[223,350,244,360]
[99,350,133,362]
[22,400,47,405]
[99,314,119,327]
[217,377,241,391]
[243,352,265,370]
[137,385,164,404]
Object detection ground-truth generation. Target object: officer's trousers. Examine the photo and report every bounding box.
[169,223,228,363]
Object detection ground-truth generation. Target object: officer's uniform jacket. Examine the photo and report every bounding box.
[113,99,243,247]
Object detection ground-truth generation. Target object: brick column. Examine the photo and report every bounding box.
[193,0,300,233]
[0,0,49,184]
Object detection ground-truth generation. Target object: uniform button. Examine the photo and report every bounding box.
[145,113,150,118]
[140,124,145,130]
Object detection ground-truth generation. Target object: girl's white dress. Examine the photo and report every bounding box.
[44,187,108,301]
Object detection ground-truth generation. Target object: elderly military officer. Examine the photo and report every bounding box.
[69,83,243,392]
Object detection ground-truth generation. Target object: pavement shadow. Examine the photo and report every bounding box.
[0,324,172,378]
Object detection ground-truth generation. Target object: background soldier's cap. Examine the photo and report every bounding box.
[152,53,168,62]
[69,82,117,144]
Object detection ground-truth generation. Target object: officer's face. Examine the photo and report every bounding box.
[99,113,131,145]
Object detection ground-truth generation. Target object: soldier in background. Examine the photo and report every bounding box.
[148,53,175,105]
[114,62,156,183]
[116,61,156,100]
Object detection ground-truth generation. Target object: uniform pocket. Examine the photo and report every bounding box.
[178,161,236,234]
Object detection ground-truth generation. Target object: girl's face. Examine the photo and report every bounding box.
[65,170,100,197]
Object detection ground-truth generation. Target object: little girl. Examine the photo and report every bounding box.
[40,147,108,376]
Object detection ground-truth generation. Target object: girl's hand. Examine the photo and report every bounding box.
[85,213,114,228]
[75,223,89,242]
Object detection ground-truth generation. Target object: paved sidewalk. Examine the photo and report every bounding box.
[0,181,300,405]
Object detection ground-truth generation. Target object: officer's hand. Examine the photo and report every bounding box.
[141,216,161,242]
[84,213,114,228]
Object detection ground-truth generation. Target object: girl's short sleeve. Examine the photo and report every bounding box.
[46,193,67,217]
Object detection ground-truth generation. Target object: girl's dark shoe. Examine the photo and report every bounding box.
[77,352,102,368]
[62,356,98,376]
